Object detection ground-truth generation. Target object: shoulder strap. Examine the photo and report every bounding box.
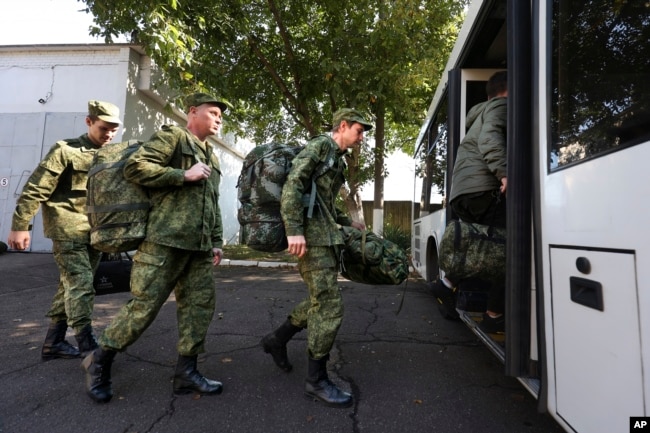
[306,143,339,218]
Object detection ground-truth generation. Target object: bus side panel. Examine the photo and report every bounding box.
[412,210,446,282]
[540,133,650,433]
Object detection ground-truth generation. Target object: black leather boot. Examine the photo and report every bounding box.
[173,355,223,395]
[304,355,353,408]
[261,319,302,372]
[75,324,99,356]
[41,320,81,360]
[81,346,116,403]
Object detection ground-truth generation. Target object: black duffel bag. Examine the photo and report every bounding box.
[93,252,132,296]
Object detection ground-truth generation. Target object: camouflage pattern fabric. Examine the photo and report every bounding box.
[124,125,223,251]
[237,143,304,252]
[281,135,352,246]
[339,226,409,285]
[10,134,103,332]
[11,134,100,241]
[289,246,343,359]
[87,140,150,253]
[99,241,215,355]
[439,219,506,285]
[48,240,102,332]
[279,135,352,359]
[338,225,384,265]
[98,125,223,356]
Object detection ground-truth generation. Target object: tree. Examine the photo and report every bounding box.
[81,0,467,229]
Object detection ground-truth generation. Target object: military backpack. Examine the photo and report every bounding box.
[236,142,333,252]
[86,140,150,253]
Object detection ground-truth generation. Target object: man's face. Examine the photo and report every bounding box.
[86,118,120,147]
[189,104,223,140]
[339,121,366,151]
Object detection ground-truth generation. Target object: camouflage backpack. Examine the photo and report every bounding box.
[339,225,410,285]
[439,219,506,285]
[236,142,333,252]
[86,140,150,253]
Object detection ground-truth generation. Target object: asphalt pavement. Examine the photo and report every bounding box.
[0,251,565,433]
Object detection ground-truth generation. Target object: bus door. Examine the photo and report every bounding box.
[447,68,513,360]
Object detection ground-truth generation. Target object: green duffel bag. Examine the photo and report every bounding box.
[439,219,506,285]
[339,226,409,285]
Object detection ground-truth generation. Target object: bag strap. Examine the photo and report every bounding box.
[305,144,338,219]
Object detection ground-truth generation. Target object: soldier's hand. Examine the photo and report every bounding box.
[287,235,307,258]
[212,248,223,266]
[184,162,211,182]
[8,231,30,251]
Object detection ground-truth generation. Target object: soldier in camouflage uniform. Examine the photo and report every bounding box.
[261,108,372,408]
[82,93,227,404]
[7,100,121,361]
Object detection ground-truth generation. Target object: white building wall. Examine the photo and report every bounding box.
[0,44,248,252]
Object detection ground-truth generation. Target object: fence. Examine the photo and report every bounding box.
[361,200,444,233]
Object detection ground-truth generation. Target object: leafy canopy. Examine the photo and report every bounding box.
[82,0,466,208]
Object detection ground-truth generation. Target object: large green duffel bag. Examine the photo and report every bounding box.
[439,219,506,285]
[339,226,409,285]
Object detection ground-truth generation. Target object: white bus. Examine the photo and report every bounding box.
[411,0,649,432]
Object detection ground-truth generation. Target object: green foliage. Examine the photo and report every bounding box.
[81,0,468,222]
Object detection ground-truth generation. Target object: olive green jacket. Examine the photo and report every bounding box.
[11,134,99,242]
[123,125,223,251]
[281,134,352,246]
[449,97,507,202]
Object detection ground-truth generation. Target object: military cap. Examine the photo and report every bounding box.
[88,100,122,125]
[184,92,229,113]
[333,108,373,131]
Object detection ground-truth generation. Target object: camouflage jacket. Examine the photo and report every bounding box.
[11,134,100,242]
[123,125,223,251]
[281,134,352,246]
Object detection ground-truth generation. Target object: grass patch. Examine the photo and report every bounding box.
[222,244,296,263]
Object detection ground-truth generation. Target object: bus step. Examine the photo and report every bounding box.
[458,310,505,363]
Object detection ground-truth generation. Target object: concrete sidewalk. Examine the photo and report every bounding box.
[0,251,564,433]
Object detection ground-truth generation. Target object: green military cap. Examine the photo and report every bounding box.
[333,108,373,131]
[184,92,230,113]
[88,100,122,125]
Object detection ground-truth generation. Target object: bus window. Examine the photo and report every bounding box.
[416,103,448,217]
[550,1,650,171]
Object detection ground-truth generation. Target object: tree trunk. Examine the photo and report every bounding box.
[372,105,386,235]
[342,147,366,226]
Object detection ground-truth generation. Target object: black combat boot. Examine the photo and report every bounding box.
[304,355,353,408]
[173,355,223,395]
[261,319,303,372]
[41,320,81,360]
[75,324,99,356]
[81,346,116,403]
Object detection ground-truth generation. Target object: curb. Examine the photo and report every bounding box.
[221,259,297,268]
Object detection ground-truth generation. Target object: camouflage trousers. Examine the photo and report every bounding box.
[99,241,216,356]
[290,246,343,359]
[49,240,102,332]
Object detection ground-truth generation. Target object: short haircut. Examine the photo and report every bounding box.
[486,71,507,98]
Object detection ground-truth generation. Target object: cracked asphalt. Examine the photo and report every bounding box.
[0,251,564,433]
